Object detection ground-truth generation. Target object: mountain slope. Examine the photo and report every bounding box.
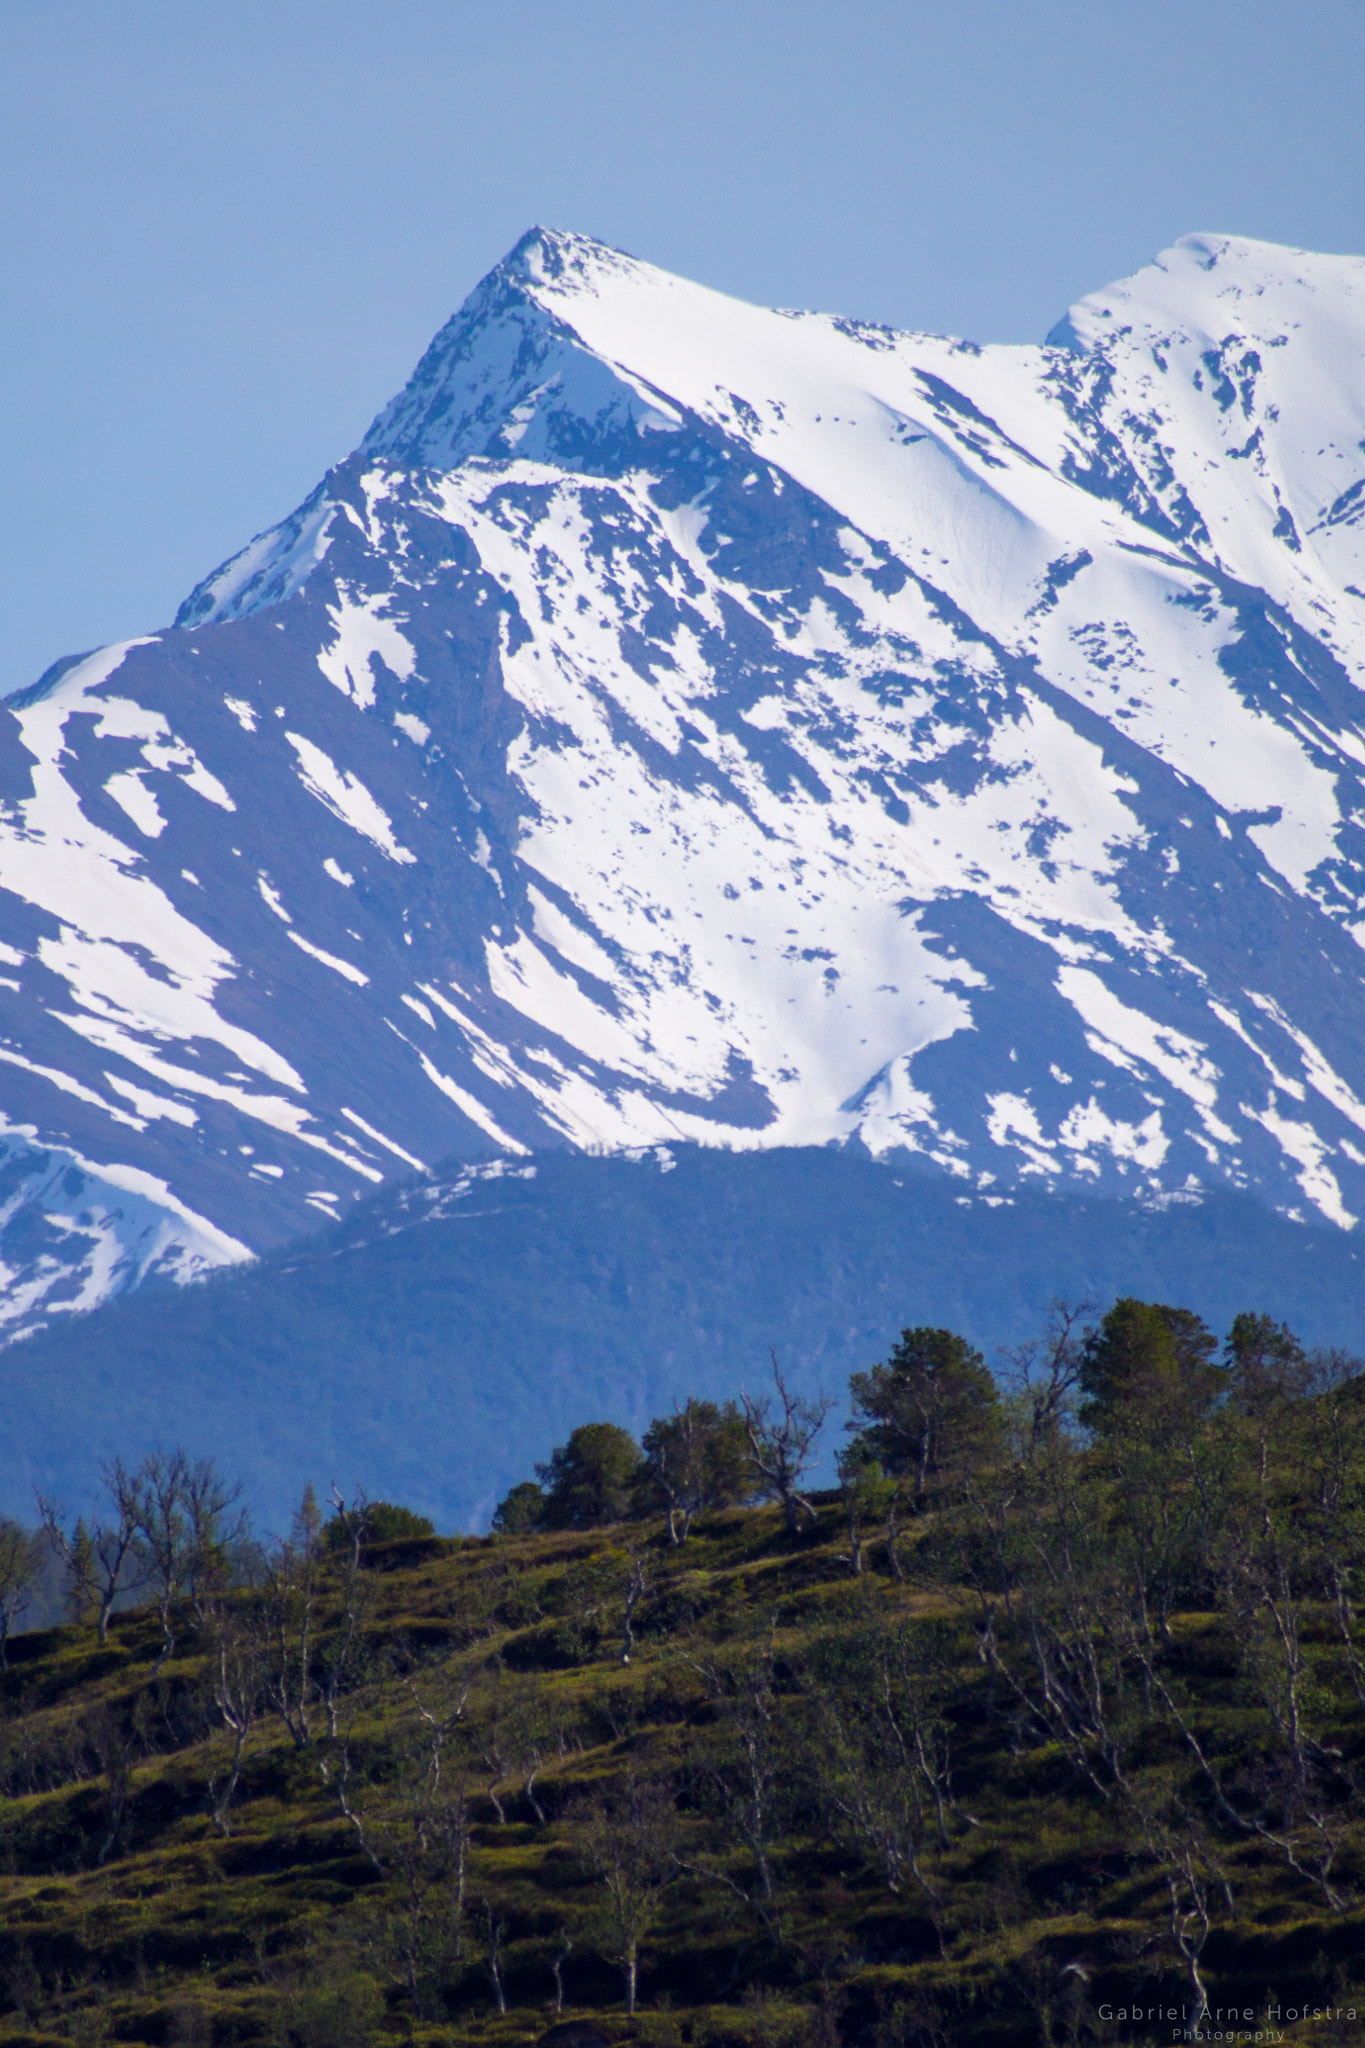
[4,229,1365,1330]
[4,1146,1364,1533]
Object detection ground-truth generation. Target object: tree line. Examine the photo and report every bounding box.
[491,1361,832,1542]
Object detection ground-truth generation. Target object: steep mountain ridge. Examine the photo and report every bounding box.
[4,228,1365,1335]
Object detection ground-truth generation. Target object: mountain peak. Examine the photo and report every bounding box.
[352,225,681,475]
[498,223,642,290]
[11,229,1365,1347]
[1053,229,1365,352]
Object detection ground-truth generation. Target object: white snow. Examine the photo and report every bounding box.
[287,930,370,986]
[0,1045,145,1127]
[185,497,338,625]
[103,1073,198,1126]
[407,1042,529,1153]
[0,648,302,1140]
[258,877,292,922]
[104,771,166,837]
[10,223,1365,1322]
[1057,968,1221,1113]
[318,587,417,709]
[1241,1097,1356,1229]
[340,1107,426,1171]
[285,732,417,863]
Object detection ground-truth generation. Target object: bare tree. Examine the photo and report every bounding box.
[807,1623,968,1948]
[998,1300,1093,1448]
[182,1453,250,1616]
[202,1602,262,1836]
[382,1679,475,2018]
[740,1357,832,1534]
[320,1488,376,1739]
[956,1373,1352,1925]
[575,1770,682,2015]
[549,1926,573,2013]
[1155,1822,1226,2013]
[39,1464,145,1644]
[318,1665,474,2020]
[620,1546,648,1664]
[468,1666,513,1824]
[260,1486,326,1748]
[883,1481,910,1582]
[1130,1517,1352,1913]
[131,1449,246,1667]
[473,1896,508,2014]
[84,1701,139,1866]
[38,1452,243,1661]
[680,1632,789,1936]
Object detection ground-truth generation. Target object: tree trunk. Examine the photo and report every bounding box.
[551,1933,572,2012]
[96,1759,131,1866]
[155,1602,176,1671]
[210,1724,248,1836]
[885,1499,904,1580]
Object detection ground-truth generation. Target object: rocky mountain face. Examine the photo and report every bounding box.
[4,227,1365,1338]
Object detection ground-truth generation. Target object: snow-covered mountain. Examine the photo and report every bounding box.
[5,226,1365,1339]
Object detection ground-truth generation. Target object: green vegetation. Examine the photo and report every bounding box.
[325,1503,437,1554]
[2,1301,1365,2046]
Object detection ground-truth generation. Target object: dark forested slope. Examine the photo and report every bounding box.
[4,1148,1365,1531]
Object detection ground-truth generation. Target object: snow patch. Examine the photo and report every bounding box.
[287,931,370,986]
[317,587,416,710]
[285,732,417,863]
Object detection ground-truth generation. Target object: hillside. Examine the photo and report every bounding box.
[5,1146,1365,1530]
[3,1319,1364,2048]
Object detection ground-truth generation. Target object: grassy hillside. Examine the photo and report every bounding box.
[3,1425,1364,2048]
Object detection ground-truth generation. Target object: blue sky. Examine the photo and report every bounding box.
[2,0,1363,695]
